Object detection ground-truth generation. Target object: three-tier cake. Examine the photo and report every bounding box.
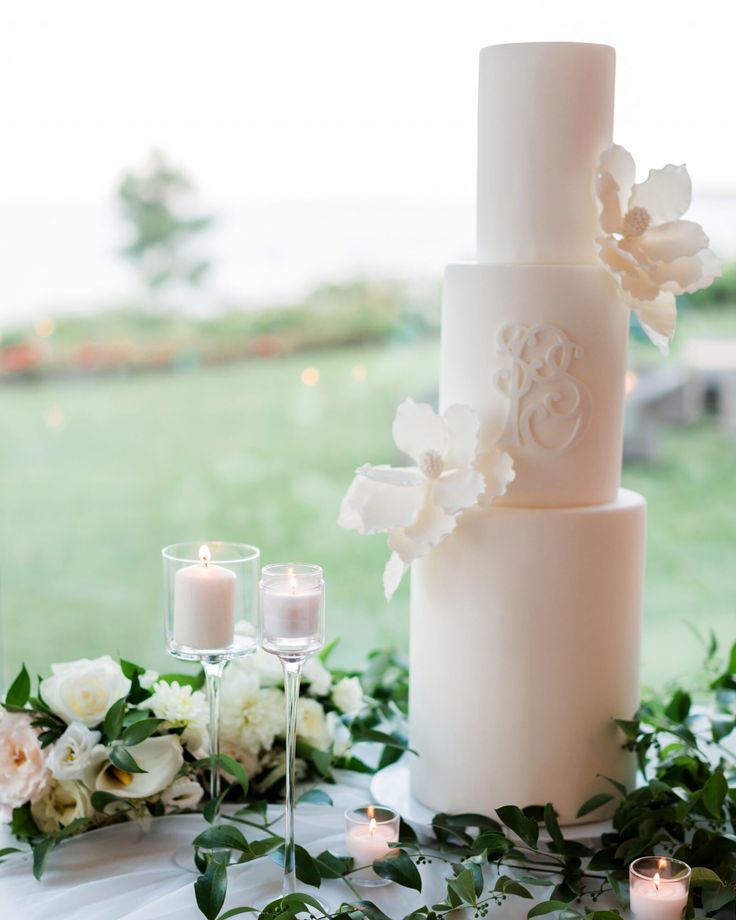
[409,42,646,825]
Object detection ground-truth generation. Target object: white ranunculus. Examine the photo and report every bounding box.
[49,723,102,781]
[303,656,332,697]
[95,736,183,799]
[296,699,331,751]
[31,780,92,834]
[595,143,721,352]
[160,776,205,813]
[144,680,209,752]
[41,656,131,727]
[331,676,364,715]
[339,398,513,599]
[221,666,285,755]
[326,711,352,758]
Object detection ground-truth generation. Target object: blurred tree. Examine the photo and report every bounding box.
[117,150,214,293]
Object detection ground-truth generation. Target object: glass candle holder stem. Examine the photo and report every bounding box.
[203,658,226,803]
[282,656,303,896]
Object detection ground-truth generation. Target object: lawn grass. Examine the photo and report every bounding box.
[0,336,733,690]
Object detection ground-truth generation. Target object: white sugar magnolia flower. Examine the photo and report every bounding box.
[95,735,183,799]
[339,398,514,599]
[331,676,364,716]
[49,723,102,781]
[144,680,209,752]
[31,780,92,834]
[596,143,721,352]
[41,656,131,728]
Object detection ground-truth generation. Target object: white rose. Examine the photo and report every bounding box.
[331,676,364,715]
[41,656,131,727]
[49,723,102,781]
[95,735,183,799]
[326,711,352,758]
[296,699,330,751]
[303,657,331,697]
[160,776,205,813]
[31,780,92,834]
[144,680,209,752]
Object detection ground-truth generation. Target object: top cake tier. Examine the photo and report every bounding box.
[477,42,614,265]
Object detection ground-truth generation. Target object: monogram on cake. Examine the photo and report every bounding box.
[409,42,645,825]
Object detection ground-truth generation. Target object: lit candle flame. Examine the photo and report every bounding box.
[369,818,376,838]
[288,565,296,594]
[654,872,661,893]
[199,545,211,565]
[657,858,668,872]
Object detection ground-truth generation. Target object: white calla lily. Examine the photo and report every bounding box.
[95,736,183,799]
[595,144,721,353]
[339,398,514,599]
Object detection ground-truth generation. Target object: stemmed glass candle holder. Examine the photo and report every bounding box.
[629,857,691,920]
[162,542,260,808]
[345,806,400,886]
[260,564,325,899]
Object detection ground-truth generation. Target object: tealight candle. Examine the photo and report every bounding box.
[345,805,400,887]
[260,563,324,655]
[173,544,236,650]
[630,856,691,920]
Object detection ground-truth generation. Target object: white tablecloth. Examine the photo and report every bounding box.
[0,771,611,920]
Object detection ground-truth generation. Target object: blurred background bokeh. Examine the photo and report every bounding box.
[1,1,734,690]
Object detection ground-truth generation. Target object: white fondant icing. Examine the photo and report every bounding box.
[494,323,591,453]
[442,263,628,507]
[477,42,614,264]
[409,490,646,825]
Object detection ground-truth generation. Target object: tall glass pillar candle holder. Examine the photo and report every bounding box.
[162,542,260,805]
[629,857,691,920]
[260,564,325,898]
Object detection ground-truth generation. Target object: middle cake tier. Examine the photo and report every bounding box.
[442,262,629,508]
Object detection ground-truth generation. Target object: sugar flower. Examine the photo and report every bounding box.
[339,398,513,599]
[595,144,721,352]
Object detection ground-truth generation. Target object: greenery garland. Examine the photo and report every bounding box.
[191,638,736,920]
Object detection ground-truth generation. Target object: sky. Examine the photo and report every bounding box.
[1,0,734,317]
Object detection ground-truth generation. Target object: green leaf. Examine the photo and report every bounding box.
[122,718,164,746]
[11,804,39,840]
[32,837,55,880]
[109,745,147,774]
[217,910,258,919]
[0,847,21,860]
[710,715,735,742]
[119,658,145,679]
[544,803,565,852]
[495,875,533,899]
[470,831,512,859]
[701,772,727,818]
[448,867,478,906]
[351,728,412,751]
[528,901,576,918]
[295,741,333,777]
[690,867,723,887]
[55,817,90,842]
[664,689,691,722]
[297,788,333,806]
[194,825,251,853]
[158,670,205,690]
[315,849,354,878]
[5,665,31,708]
[373,850,422,891]
[614,719,640,742]
[194,857,228,920]
[599,775,628,796]
[576,793,614,819]
[104,696,128,741]
[496,805,539,847]
[270,844,322,889]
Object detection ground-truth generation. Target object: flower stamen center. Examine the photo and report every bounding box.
[419,449,444,479]
[623,206,651,237]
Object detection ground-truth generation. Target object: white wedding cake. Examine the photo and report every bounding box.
[408,42,646,824]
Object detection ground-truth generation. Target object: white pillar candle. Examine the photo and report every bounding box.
[173,545,236,649]
[261,569,322,639]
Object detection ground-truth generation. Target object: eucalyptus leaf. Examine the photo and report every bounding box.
[194,857,228,920]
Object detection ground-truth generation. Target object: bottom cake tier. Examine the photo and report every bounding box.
[409,489,646,825]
